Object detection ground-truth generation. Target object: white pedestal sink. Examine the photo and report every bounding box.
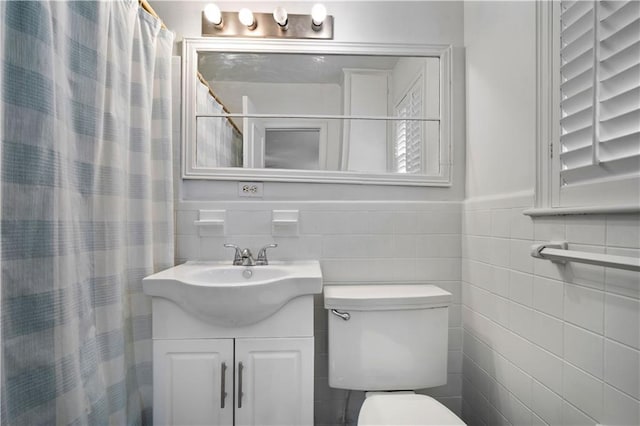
[142,260,323,327]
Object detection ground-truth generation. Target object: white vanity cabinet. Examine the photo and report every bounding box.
[150,294,316,426]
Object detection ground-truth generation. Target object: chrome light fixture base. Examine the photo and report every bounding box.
[202,11,333,39]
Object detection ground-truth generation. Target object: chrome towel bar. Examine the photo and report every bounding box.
[531,241,640,272]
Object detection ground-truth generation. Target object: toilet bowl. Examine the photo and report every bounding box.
[358,392,464,425]
[324,284,466,425]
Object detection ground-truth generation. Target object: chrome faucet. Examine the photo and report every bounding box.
[224,243,278,266]
[240,248,256,266]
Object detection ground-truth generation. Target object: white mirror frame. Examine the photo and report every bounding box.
[182,38,452,186]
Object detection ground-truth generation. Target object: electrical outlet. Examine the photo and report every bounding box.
[238,182,263,197]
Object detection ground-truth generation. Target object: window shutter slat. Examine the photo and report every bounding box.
[561,42,595,79]
[600,109,640,142]
[600,40,640,80]
[562,4,594,44]
[599,132,640,162]
[600,86,640,121]
[561,28,595,64]
[562,86,593,115]
[561,105,593,133]
[560,144,593,170]
[560,67,593,97]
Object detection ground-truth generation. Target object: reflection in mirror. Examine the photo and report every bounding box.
[195,52,441,175]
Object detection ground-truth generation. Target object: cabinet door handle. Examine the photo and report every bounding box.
[237,362,244,408]
[220,362,227,409]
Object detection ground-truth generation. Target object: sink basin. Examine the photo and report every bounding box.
[142,260,323,327]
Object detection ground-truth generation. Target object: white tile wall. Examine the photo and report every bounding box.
[462,193,640,426]
[174,200,463,426]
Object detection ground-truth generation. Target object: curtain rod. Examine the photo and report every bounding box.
[197,72,243,135]
[139,0,166,29]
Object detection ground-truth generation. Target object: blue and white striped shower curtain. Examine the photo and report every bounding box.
[1,1,174,424]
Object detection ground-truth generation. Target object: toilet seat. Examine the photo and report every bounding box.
[358,392,466,426]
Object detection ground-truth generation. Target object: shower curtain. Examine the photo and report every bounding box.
[1,1,174,424]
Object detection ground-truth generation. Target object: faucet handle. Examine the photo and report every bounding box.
[256,244,278,265]
[224,244,242,265]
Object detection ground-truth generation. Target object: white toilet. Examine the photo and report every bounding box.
[324,284,466,425]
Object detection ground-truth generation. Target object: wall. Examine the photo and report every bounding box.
[462,2,640,426]
[155,2,466,424]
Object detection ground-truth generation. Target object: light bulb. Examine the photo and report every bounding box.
[311,3,327,27]
[204,3,222,26]
[238,8,256,29]
[273,6,288,28]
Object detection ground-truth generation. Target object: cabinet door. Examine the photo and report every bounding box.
[154,339,234,426]
[235,337,314,426]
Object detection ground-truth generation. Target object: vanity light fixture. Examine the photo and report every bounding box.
[273,6,288,30]
[203,3,223,27]
[201,3,333,39]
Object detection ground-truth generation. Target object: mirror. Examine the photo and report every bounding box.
[183,39,451,185]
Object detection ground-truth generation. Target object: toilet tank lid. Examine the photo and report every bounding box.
[323,284,452,310]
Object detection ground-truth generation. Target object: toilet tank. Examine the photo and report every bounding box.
[324,284,451,391]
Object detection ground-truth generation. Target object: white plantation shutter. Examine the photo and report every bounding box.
[557,0,640,205]
[395,78,424,174]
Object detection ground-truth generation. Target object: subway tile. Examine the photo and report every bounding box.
[415,234,461,258]
[532,311,563,357]
[492,266,510,298]
[465,209,491,237]
[603,384,640,426]
[509,239,534,274]
[272,235,322,260]
[605,247,640,299]
[509,270,533,307]
[563,362,603,421]
[225,210,271,235]
[491,208,511,238]
[564,323,604,379]
[604,339,640,399]
[565,215,606,246]
[528,345,563,395]
[510,207,534,240]
[391,234,417,258]
[564,283,605,334]
[465,236,492,263]
[176,234,201,260]
[606,214,640,249]
[505,361,533,407]
[175,209,198,235]
[562,400,597,426]
[531,380,563,426]
[534,216,566,242]
[509,302,534,341]
[508,393,533,426]
[321,235,372,258]
[490,237,511,268]
[532,275,564,319]
[366,210,396,234]
[563,244,605,290]
[604,293,640,349]
[415,258,461,281]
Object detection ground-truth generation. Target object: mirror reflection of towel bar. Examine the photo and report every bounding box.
[531,241,640,272]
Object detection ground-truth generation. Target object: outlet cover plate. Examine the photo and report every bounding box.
[238,182,263,197]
